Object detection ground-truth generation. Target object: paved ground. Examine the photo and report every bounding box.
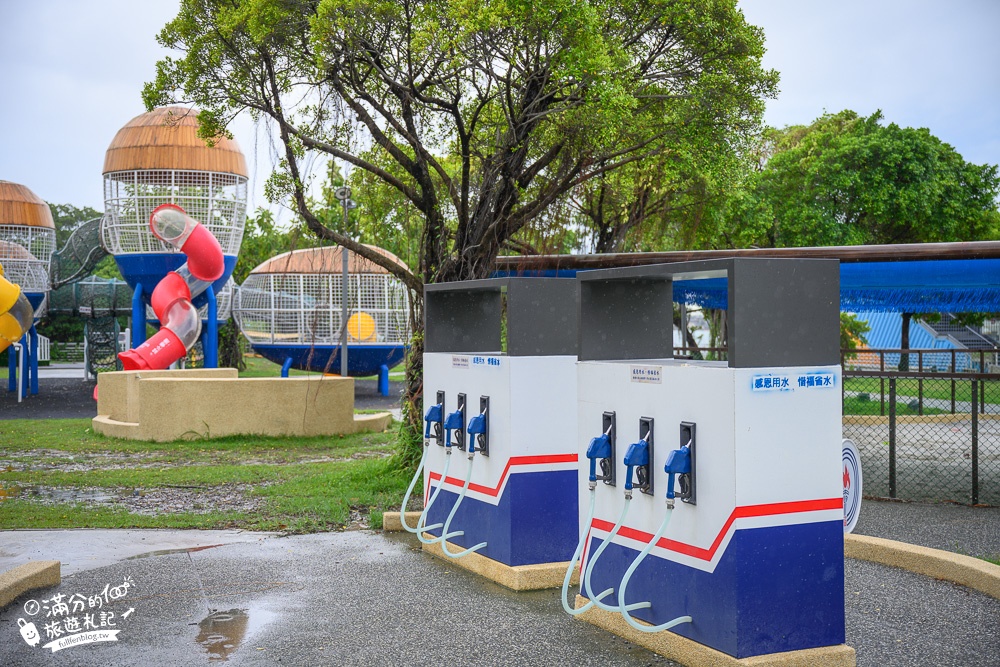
[0,521,997,667]
[0,369,402,420]
[854,498,1000,560]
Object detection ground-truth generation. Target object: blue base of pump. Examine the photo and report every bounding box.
[584,520,846,658]
[252,343,407,378]
[423,469,579,567]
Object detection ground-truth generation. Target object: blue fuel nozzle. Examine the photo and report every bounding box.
[467,413,487,453]
[443,410,464,448]
[423,403,443,439]
[586,433,612,483]
[664,445,691,500]
[623,439,650,491]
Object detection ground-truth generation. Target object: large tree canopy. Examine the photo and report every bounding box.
[144,0,777,456]
[145,0,776,283]
[745,110,1000,248]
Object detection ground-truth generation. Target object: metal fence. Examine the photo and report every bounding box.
[673,345,998,506]
[842,349,999,506]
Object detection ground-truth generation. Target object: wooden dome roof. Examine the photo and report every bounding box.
[103,107,248,177]
[0,240,38,260]
[251,245,409,275]
[0,181,55,229]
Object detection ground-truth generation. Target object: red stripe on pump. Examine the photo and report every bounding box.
[590,497,844,562]
[428,453,578,497]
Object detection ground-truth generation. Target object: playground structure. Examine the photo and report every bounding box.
[118,204,225,371]
[102,106,247,368]
[233,245,411,377]
[0,264,34,354]
[0,180,57,395]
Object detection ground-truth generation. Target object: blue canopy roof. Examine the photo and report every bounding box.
[675,259,1000,312]
[504,259,1000,313]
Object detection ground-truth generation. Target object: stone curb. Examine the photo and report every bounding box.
[845,533,1000,600]
[421,535,577,591]
[381,511,422,532]
[0,561,61,609]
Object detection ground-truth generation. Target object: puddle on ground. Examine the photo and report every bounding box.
[18,486,117,503]
[195,604,277,661]
[125,544,226,560]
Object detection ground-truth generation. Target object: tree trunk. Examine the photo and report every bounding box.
[899,312,912,371]
[218,319,246,371]
[394,293,425,470]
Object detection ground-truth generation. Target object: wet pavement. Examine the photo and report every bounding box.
[854,499,1000,560]
[0,519,998,667]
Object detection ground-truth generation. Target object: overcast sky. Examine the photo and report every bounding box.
[1,0,998,219]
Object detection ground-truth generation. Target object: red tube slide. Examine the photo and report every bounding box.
[118,204,225,371]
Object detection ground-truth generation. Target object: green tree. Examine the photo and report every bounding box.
[145,0,777,461]
[746,110,1000,248]
[739,110,1000,367]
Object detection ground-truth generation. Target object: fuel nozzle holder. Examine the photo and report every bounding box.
[423,403,443,443]
[623,439,650,497]
[467,411,487,456]
[664,429,694,505]
[443,409,465,451]
[586,433,613,484]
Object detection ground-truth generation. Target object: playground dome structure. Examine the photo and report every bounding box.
[100,106,248,366]
[233,245,412,376]
[0,180,56,395]
[0,181,56,316]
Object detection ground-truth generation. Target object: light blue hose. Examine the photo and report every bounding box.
[440,455,488,558]
[560,489,614,615]
[618,505,693,633]
[416,452,458,545]
[583,498,650,613]
[399,444,443,534]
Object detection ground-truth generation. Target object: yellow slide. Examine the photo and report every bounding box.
[0,263,34,354]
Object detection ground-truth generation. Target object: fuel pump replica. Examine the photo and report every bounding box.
[571,259,855,665]
[417,278,581,589]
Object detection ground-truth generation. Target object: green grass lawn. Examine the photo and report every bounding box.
[237,355,319,378]
[0,419,413,533]
[843,395,946,416]
[845,376,998,406]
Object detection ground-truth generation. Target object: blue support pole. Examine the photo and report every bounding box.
[378,364,390,397]
[281,357,293,378]
[19,334,28,398]
[131,282,146,350]
[203,288,218,368]
[7,342,16,392]
[29,325,39,395]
